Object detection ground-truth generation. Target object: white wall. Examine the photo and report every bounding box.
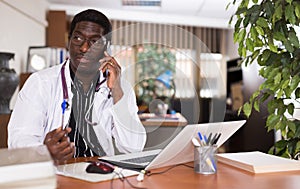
[0,0,48,109]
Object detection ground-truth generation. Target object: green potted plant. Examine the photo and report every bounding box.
[135,44,176,113]
[229,0,300,159]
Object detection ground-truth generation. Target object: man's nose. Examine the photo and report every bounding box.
[80,40,90,52]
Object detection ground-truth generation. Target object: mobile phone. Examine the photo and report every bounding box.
[103,41,111,78]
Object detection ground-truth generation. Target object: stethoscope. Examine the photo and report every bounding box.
[60,59,111,128]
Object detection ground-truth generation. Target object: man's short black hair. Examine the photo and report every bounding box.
[69,9,112,41]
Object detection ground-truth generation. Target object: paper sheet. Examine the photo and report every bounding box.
[56,162,139,182]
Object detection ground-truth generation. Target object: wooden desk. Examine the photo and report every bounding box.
[57,157,300,189]
[139,113,188,150]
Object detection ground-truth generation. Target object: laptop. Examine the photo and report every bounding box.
[99,120,246,171]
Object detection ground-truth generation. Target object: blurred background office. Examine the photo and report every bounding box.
[0,0,274,153]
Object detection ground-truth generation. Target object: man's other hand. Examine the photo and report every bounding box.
[44,127,75,164]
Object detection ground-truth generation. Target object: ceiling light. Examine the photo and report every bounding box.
[122,0,161,7]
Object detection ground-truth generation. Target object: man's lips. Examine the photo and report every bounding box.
[76,55,90,64]
[76,55,100,69]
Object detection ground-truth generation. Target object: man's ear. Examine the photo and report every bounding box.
[66,40,70,52]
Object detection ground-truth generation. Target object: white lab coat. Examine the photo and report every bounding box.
[8,60,146,156]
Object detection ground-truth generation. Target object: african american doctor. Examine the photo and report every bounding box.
[8,9,146,163]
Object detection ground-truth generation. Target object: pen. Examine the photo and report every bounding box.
[203,135,208,145]
[207,133,212,144]
[205,156,217,172]
[197,132,205,146]
[61,99,68,130]
[213,133,222,145]
[210,133,218,145]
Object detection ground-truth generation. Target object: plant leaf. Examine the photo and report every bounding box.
[283,40,294,53]
[269,44,278,52]
[250,26,258,39]
[285,4,296,24]
[286,0,293,4]
[290,75,300,90]
[234,18,243,33]
[255,26,265,35]
[287,103,295,116]
[281,78,290,89]
[235,7,248,15]
[289,31,300,48]
[250,49,260,63]
[284,86,293,98]
[243,102,252,118]
[295,88,300,98]
[254,100,260,112]
[266,114,280,130]
[276,119,286,131]
[237,28,246,43]
[264,1,274,17]
[276,89,284,99]
[274,72,282,84]
[275,139,288,148]
[273,31,285,41]
[246,38,254,51]
[295,3,300,18]
[233,29,240,42]
[287,140,296,156]
[274,4,283,21]
[295,141,300,158]
[257,17,269,28]
[243,15,251,27]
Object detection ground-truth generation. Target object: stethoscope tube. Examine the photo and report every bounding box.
[60,60,111,127]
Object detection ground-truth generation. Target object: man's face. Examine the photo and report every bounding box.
[68,21,106,75]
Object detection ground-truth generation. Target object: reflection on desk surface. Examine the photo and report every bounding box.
[139,113,188,127]
[139,113,179,120]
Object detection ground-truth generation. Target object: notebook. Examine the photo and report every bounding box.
[99,120,246,171]
[216,151,300,173]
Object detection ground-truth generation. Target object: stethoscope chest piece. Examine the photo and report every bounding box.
[61,99,70,113]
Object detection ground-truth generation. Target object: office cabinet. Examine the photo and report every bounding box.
[46,10,67,48]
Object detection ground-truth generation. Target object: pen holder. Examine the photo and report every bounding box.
[194,145,217,174]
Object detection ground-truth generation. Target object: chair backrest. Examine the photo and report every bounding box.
[0,114,10,148]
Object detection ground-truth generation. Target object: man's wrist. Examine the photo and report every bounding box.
[112,87,123,104]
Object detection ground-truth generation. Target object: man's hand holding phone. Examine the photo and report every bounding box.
[99,51,124,104]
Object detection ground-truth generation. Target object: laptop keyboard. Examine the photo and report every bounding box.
[122,154,157,164]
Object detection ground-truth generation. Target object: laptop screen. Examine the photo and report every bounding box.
[100,120,246,171]
[146,120,246,170]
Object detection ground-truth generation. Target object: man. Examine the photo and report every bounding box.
[8,9,146,163]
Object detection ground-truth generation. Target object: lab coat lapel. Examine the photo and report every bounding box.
[62,60,73,128]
